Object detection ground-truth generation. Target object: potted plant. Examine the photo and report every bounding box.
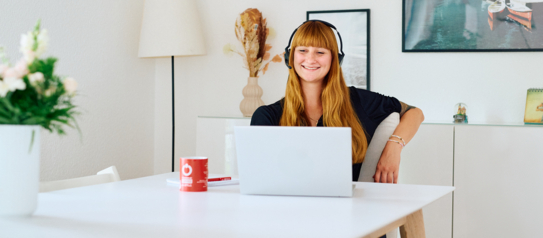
[224,8,283,117]
[0,20,78,216]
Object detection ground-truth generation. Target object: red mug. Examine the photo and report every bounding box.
[180,157,208,192]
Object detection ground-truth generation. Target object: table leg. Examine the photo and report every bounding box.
[362,209,425,238]
[363,217,406,238]
[399,209,425,238]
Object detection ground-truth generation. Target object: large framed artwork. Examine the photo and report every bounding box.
[307,9,371,90]
[403,0,543,52]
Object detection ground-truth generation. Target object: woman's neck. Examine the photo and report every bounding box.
[301,81,323,107]
[301,81,323,123]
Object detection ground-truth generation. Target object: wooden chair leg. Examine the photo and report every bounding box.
[399,209,425,238]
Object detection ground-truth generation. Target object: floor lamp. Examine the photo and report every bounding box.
[138,0,206,172]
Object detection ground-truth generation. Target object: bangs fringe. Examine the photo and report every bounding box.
[291,22,336,51]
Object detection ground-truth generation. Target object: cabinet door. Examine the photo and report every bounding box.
[399,124,453,238]
[454,125,543,238]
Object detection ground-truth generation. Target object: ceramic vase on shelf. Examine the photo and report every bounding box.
[240,76,264,117]
[0,125,41,217]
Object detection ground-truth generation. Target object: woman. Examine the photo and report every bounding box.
[251,20,424,184]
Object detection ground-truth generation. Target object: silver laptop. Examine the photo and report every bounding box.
[234,126,353,197]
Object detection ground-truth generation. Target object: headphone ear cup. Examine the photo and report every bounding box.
[338,53,344,66]
[284,49,291,69]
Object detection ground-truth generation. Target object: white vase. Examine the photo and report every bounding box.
[240,76,264,117]
[0,125,40,217]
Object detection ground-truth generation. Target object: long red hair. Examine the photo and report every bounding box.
[280,21,368,164]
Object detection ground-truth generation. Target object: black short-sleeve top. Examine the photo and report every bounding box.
[250,86,402,181]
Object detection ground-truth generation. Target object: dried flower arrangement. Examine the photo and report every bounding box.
[224,8,282,77]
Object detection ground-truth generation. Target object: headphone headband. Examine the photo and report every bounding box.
[284,20,345,69]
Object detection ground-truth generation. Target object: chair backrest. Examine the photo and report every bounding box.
[358,112,400,182]
[40,166,121,192]
[358,112,400,238]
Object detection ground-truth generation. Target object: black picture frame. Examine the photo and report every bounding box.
[403,0,543,52]
[307,9,371,90]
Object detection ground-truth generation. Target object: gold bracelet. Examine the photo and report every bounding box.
[390,135,406,146]
[387,139,404,148]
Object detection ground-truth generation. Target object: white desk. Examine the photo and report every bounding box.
[0,173,454,238]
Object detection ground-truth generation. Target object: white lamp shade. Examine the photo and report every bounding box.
[138,0,206,58]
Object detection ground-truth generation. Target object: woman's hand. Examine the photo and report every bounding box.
[373,141,402,183]
[374,108,424,183]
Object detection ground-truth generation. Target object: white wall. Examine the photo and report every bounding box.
[4,0,537,178]
[0,0,155,180]
[154,0,543,173]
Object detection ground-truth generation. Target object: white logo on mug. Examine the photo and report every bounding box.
[182,163,192,176]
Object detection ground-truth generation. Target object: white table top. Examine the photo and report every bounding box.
[0,172,454,238]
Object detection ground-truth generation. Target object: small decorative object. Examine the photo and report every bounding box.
[453,103,468,123]
[307,9,371,90]
[224,8,283,117]
[0,20,78,216]
[524,88,543,124]
[403,0,543,52]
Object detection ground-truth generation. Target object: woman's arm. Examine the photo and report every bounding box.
[374,107,424,184]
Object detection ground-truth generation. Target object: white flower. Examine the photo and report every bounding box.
[20,31,33,55]
[19,28,48,61]
[28,72,44,83]
[63,77,77,94]
[23,50,36,63]
[14,59,28,75]
[0,80,9,97]
[44,86,55,97]
[0,64,8,77]
[4,77,26,92]
[3,68,16,78]
[4,59,29,79]
[35,29,48,57]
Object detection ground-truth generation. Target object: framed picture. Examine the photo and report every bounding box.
[307,9,370,90]
[403,0,543,52]
[524,88,543,124]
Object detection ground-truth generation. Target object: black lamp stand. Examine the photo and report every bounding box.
[171,56,175,172]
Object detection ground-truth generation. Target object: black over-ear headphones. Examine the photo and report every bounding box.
[284,20,345,69]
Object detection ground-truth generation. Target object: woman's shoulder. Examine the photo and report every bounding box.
[348,86,401,119]
[250,99,283,126]
[349,86,400,102]
[255,99,283,114]
[349,86,380,98]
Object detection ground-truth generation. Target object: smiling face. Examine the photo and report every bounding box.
[293,46,332,84]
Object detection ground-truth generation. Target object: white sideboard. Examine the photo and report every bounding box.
[453,125,543,238]
[399,124,453,238]
[196,116,543,238]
